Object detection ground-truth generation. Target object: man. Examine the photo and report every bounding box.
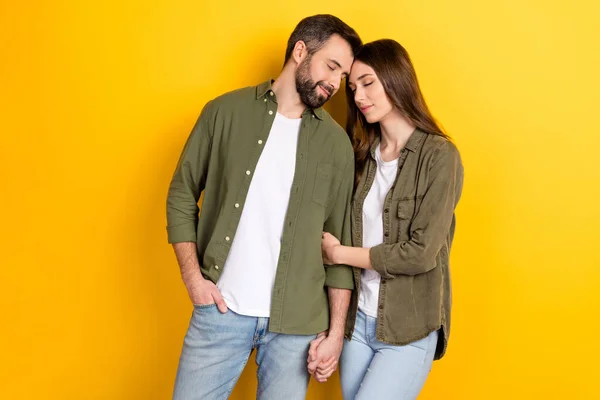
[166,14,362,400]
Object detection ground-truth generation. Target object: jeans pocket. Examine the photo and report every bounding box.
[407,330,438,351]
[193,303,218,310]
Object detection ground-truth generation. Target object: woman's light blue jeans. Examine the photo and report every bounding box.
[340,310,438,400]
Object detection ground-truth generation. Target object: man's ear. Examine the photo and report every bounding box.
[292,40,308,65]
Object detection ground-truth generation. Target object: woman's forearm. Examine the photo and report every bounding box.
[333,245,373,270]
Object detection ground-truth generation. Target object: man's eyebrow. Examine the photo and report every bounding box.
[329,59,342,69]
[329,59,350,78]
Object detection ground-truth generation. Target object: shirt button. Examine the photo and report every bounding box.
[234,203,240,208]
[384,232,389,237]
[312,114,315,118]
[258,140,263,144]
[215,265,220,270]
[268,110,273,115]
[269,91,274,96]
[225,236,230,242]
[246,170,251,175]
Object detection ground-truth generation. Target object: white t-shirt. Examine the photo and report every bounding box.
[217,113,301,317]
[358,144,398,317]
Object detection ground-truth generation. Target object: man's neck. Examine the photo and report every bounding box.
[271,67,307,119]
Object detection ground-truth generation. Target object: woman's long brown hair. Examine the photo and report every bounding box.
[346,39,450,187]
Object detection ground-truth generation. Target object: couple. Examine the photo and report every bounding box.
[166,14,463,400]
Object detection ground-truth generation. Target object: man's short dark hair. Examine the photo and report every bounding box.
[284,15,362,65]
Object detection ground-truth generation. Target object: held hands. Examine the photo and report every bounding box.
[307,330,344,383]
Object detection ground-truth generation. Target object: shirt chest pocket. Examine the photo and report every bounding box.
[397,199,415,241]
[312,162,333,207]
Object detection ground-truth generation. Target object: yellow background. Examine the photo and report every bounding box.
[2,0,599,398]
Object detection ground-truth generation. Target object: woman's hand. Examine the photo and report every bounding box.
[321,232,341,265]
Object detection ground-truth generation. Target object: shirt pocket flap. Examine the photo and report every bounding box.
[397,200,413,220]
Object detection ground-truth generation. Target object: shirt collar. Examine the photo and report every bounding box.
[369,128,427,158]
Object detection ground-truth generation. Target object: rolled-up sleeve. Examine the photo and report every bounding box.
[323,154,355,290]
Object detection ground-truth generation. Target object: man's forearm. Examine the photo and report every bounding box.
[327,287,351,338]
[173,242,204,289]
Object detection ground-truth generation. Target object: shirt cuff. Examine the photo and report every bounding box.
[167,223,197,244]
[369,244,394,279]
[324,265,354,290]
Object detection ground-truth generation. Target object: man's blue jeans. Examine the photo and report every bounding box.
[173,304,317,400]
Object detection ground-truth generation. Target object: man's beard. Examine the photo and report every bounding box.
[295,55,334,109]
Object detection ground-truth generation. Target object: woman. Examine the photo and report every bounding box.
[314,39,464,399]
